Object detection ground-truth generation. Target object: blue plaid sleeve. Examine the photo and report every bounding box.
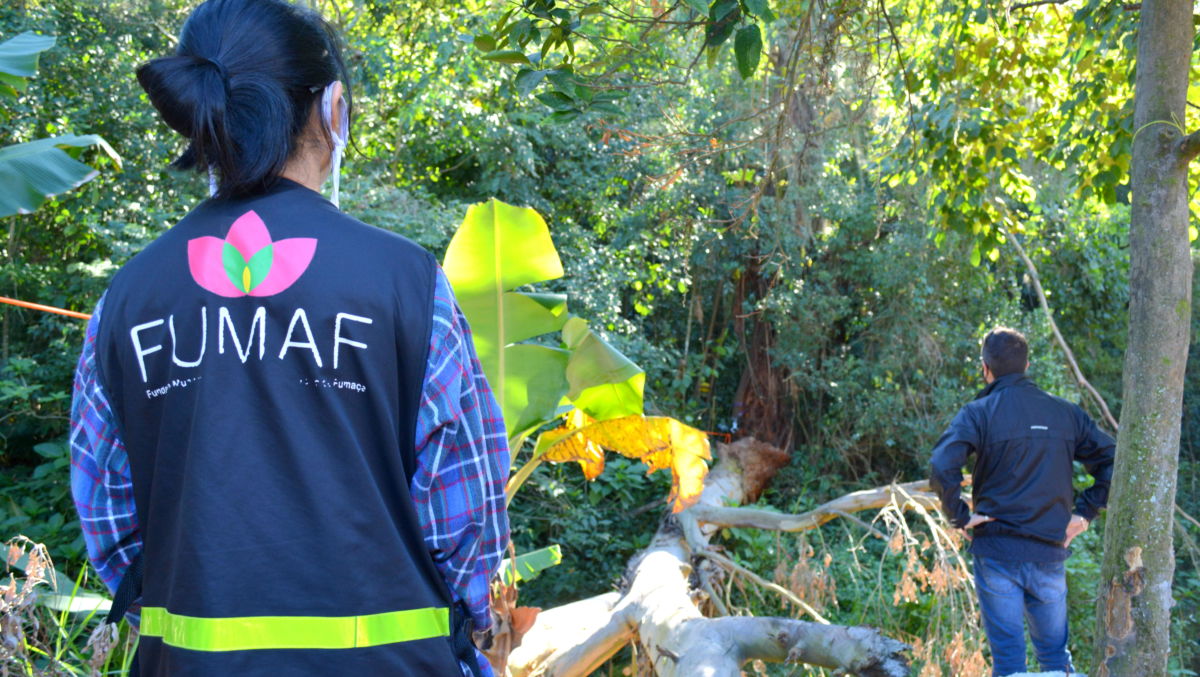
[412,268,510,649]
[69,294,143,594]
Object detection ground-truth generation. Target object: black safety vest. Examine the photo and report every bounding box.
[95,179,464,675]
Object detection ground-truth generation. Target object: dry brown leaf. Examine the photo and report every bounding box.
[483,585,542,676]
[6,544,21,567]
[510,606,541,636]
[483,580,519,674]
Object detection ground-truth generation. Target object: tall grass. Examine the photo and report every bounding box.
[1,537,134,676]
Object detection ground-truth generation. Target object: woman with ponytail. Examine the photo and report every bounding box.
[68,2,508,675]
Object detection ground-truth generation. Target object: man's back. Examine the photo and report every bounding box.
[930,373,1114,549]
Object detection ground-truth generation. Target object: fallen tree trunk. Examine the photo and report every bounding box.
[686,478,937,534]
[507,439,920,676]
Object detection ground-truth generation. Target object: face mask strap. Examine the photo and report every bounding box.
[208,166,218,197]
[320,82,349,207]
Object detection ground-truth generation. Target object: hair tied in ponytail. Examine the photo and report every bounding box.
[138,0,352,199]
[202,57,228,82]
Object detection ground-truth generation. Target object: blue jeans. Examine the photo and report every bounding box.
[973,556,1073,676]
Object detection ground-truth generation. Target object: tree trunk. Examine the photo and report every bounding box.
[1095,1,1195,674]
[731,256,795,450]
[506,439,915,676]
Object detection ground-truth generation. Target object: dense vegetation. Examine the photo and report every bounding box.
[1,0,1198,674]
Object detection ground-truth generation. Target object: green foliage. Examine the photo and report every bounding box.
[468,0,774,117]
[0,133,121,218]
[880,0,1135,257]
[0,440,84,563]
[443,199,572,439]
[733,24,762,80]
[1,1,1199,674]
[1,0,197,459]
[0,32,120,218]
[561,316,643,422]
[510,456,669,607]
[0,31,55,94]
[441,199,709,516]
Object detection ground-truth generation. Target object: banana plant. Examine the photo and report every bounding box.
[442,199,710,513]
[497,545,562,586]
[0,32,121,218]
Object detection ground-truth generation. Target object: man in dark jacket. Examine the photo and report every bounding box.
[930,327,1115,677]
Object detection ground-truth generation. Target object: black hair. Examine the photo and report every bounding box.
[136,0,351,198]
[981,327,1029,377]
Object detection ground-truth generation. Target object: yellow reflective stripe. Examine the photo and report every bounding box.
[140,606,450,652]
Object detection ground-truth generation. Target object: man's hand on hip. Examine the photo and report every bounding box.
[1063,514,1089,547]
[961,513,995,540]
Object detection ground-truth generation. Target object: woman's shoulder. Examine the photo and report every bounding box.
[322,209,436,271]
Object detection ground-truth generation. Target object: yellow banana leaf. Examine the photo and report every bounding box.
[536,413,712,512]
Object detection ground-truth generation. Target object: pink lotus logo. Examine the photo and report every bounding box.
[188,210,317,297]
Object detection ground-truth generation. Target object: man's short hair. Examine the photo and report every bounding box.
[982,327,1028,377]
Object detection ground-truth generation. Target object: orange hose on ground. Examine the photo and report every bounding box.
[0,296,91,320]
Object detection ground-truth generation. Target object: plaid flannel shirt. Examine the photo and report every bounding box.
[70,268,509,676]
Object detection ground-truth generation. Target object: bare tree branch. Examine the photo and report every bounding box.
[999,226,1121,431]
[833,509,889,539]
[877,0,917,132]
[506,593,632,677]
[673,616,909,677]
[1010,0,1068,10]
[688,479,938,532]
[1178,503,1200,531]
[1178,128,1200,163]
[703,549,831,623]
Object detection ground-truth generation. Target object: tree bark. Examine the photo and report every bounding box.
[731,256,795,451]
[507,439,911,677]
[1095,2,1195,674]
[687,478,937,533]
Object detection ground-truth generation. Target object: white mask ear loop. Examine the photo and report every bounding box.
[208,166,218,197]
[321,82,349,208]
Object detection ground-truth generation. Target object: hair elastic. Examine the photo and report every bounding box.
[202,57,228,81]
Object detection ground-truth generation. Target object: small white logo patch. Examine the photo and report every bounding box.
[1030,425,1049,430]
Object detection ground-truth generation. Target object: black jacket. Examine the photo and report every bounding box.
[929,373,1115,545]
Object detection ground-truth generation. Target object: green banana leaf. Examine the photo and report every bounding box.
[499,545,562,586]
[443,199,646,441]
[0,32,55,97]
[562,317,644,420]
[443,199,564,297]
[500,344,571,440]
[0,134,121,218]
[444,199,571,435]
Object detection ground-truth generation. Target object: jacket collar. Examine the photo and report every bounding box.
[974,372,1030,400]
